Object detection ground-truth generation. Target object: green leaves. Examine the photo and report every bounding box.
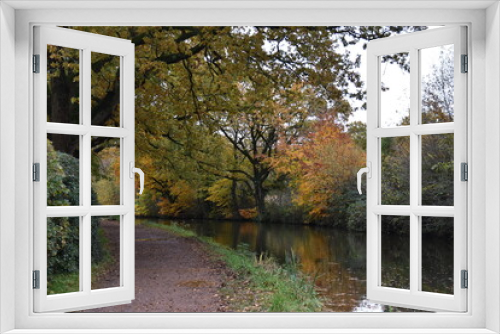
[47,141,105,286]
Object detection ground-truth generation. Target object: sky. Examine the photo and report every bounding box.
[346,26,444,126]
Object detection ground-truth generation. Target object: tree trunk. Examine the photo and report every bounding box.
[230,179,242,219]
[253,174,267,222]
[48,72,79,157]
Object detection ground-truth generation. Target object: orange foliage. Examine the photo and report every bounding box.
[238,207,258,219]
[272,119,365,220]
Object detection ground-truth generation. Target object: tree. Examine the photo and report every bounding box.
[421,45,454,123]
[420,47,455,208]
[272,114,365,223]
[347,121,367,151]
[379,46,455,234]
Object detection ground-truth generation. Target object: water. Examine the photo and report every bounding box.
[136,218,453,312]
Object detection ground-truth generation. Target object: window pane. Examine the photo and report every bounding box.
[47,135,80,206]
[91,52,121,127]
[47,45,80,124]
[47,217,80,295]
[421,134,454,206]
[92,216,121,290]
[91,137,121,205]
[421,217,454,294]
[381,137,410,205]
[380,52,410,127]
[421,44,454,124]
[381,215,410,289]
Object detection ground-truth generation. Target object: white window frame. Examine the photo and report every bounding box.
[0,1,499,333]
[365,26,468,312]
[33,26,136,313]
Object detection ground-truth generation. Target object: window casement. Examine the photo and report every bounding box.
[33,26,137,312]
[364,26,468,312]
[3,3,495,334]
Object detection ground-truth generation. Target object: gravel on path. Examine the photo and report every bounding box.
[83,221,231,313]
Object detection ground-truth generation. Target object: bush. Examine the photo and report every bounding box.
[56,151,79,206]
[47,141,104,276]
[346,196,367,232]
[47,217,79,276]
[264,201,304,224]
[263,189,304,224]
[47,141,77,276]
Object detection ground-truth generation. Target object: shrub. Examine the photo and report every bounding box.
[47,141,104,276]
[346,196,367,232]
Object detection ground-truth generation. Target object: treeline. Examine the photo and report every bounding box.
[134,115,368,228]
[47,26,456,233]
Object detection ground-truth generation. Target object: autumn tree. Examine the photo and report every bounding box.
[272,114,365,223]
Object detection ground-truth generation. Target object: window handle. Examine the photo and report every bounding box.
[129,162,145,195]
[357,162,371,195]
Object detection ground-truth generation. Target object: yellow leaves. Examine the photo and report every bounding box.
[91,52,120,101]
[47,45,80,89]
[272,120,365,220]
[206,179,234,218]
[158,180,198,217]
[207,177,254,219]
[94,179,120,206]
[93,145,121,206]
[207,179,231,203]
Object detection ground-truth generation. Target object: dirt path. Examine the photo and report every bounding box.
[83,221,231,312]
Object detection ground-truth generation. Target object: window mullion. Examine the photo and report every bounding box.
[82,48,92,294]
[409,47,420,295]
[82,214,91,293]
[83,48,91,210]
[78,48,84,291]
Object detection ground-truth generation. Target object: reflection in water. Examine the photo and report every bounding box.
[136,219,451,312]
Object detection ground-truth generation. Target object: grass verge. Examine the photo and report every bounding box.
[142,221,323,312]
[47,272,80,295]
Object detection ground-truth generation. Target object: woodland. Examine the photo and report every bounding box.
[46,25,454,236]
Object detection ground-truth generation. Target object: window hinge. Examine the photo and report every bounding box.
[33,54,40,73]
[461,162,468,182]
[33,270,40,289]
[33,163,40,182]
[461,270,468,289]
[461,54,468,73]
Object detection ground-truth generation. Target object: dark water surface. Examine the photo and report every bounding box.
[136,218,453,312]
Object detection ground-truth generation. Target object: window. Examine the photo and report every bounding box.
[33,26,137,312]
[365,26,467,312]
[1,2,497,333]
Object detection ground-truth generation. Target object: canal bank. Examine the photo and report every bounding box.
[85,219,323,312]
[137,218,452,312]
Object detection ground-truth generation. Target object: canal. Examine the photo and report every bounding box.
[136,218,453,312]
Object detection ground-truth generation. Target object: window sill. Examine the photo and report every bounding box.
[4,329,498,334]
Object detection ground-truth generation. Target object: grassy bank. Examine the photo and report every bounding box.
[142,221,323,312]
